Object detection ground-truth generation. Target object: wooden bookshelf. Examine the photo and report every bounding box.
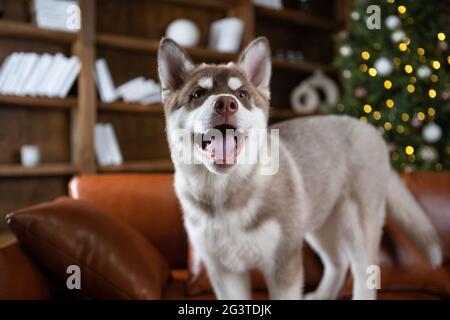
[98,101,164,114]
[0,20,77,44]
[0,95,77,109]
[99,160,174,173]
[254,5,342,31]
[0,0,349,231]
[0,163,77,177]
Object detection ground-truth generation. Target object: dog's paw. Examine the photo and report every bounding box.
[304,291,334,300]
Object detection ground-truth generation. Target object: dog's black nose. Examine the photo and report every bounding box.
[214,96,238,115]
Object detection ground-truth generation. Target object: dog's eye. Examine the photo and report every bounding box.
[191,88,206,100]
[238,89,248,99]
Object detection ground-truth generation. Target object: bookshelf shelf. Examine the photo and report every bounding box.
[0,95,77,109]
[0,163,77,177]
[254,5,342,31]
[98,101,164,114]
[97,33,333,73]
[99,160,174,173]
[0,20,78,44]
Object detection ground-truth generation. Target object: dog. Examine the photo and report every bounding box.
[157,37,442,300]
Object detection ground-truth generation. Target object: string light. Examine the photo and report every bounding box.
[410,76,416,84]
[392,152,400,160]
[429,89,437,98]
[427,107,436,116]
[387,0,395,3]
[405,146,414,155]
[417,112,425,121]
[361,51,370,60]
[386,99,395,108]
[397,5,407,14]
[384,80,393,89]
[360,116,368,123]
[447,56,450,65]
[384,122,392,130]
[398,43,408,51]
[432,60,441,70]
[360,64,368,72]
[431,75,438,82]
[368,68,377,77]
[373,111,381,120]
[404,64,413,73]
[407,84,415,93]
[401,113,410,122]
[363,104,372,113]
[396,125,405,133]
[417,48,425,56]
[435,163,443,171]
[437,33,446,41]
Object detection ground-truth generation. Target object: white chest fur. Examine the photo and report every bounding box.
[185,206,281,273]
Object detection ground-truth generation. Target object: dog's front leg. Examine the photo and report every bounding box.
[205,261,251,300]
[264,250,304,300]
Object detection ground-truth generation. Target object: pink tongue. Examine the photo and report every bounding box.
[208,134,236,164]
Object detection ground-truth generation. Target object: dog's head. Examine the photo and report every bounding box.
[158,37,271,175]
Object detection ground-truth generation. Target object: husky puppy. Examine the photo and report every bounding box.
[157,37,442,300]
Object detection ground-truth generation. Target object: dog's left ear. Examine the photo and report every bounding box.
[158,38,194,101]
[238,37,271,99]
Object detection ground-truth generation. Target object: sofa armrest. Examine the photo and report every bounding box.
[6,197,171,299]
[0,239,52,299]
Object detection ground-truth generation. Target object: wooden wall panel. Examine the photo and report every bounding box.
[98,112,170,161]
[0,107,71,164]
[0,177,69,232]
[97,0,226,47]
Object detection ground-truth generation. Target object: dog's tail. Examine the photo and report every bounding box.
[386,171,442,268]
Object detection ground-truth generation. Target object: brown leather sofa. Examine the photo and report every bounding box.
[0,172,449,299]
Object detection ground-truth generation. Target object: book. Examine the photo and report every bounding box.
[35,53,62,96]
[43,53,68,97]
[0,53,17,92]
[23,53,53,96]
[104,123,123,165]
[57,56,81,98]
[94,123,123,166]
[94,123,110,166]
[95,58,117,103]
[2,52,25,94]
[46,55,70,97]
[34,0,80,32]
[15,53,40,96]
[116,77,161,103]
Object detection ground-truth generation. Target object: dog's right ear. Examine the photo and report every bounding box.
[158,38,194,101]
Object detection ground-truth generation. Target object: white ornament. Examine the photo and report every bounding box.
[343,69,352,79]
[290,71,340,114]
[351,11,360,21]
[385,15,401,30]
[340,45,352,57]
[422,122,442,143]
[165,19,200,48]
[417,65,432,79]
[418,145,438,162]
[391,30,406,43]
[374,57,393,76]
[290,83,320,115]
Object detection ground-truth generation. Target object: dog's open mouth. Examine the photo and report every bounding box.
[194,124,246,166]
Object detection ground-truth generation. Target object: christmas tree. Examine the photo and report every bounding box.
[335,0,450,172]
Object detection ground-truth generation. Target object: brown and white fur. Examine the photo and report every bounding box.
[158,37,442,300]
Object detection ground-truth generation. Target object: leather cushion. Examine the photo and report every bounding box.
[69,174,188,268]
[0,239,52,299]
[6,197,170,299]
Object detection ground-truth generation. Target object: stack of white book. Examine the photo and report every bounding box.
[33,0,80,32]
[0,52,81,98]
[94,123,123,166]
[95,58,162,105]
